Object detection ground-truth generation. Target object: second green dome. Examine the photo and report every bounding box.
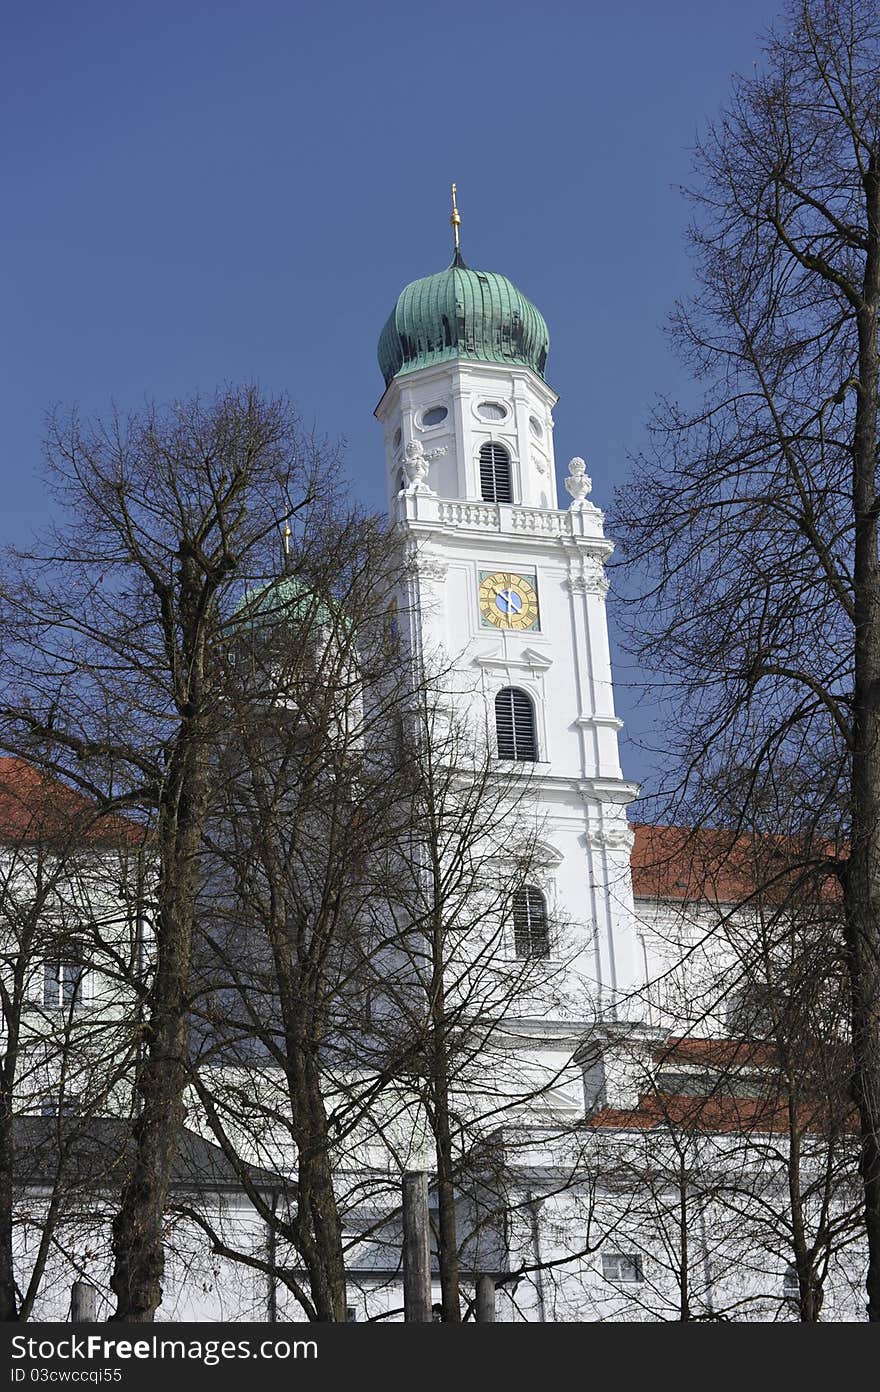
[378,253,549,388]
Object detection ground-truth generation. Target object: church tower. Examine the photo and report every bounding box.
[375,191,646,1056]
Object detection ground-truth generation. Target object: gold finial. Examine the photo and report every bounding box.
[283,519,291,557]
[450,182,461,252]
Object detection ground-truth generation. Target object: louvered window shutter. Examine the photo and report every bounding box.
[513,887,549,959]
[479,442,513,503]
[495,688,538,761]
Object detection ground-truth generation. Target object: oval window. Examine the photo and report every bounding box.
[529,415,544,439]
[477,401,507,421]
[421,406,448,428]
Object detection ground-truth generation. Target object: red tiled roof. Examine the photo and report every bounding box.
[654,1036,780,1070]
[585,1035,857,1136]
[588,1091,854,1135]
[630,822,841,905]
[0,758,142,848]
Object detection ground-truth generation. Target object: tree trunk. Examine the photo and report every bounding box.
[784,1103,822,1322]
[846,156,880,1324]
[292,1052,347,1322]
[432,1062,461,1322]
[0,882,37,1320]
[426,858,461,1324]
[0,1090,16,1321]
[109,734,208,1322]
[678,1168,689,1322]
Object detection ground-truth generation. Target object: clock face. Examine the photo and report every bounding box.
[478,570,540,631]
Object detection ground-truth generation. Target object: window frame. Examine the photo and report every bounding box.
[494,686,538,762]
[419,405,448,430]
[479,441,514,503]
[41,929,89,1012]
[601,1253,644,1284]
[512,886,550,960]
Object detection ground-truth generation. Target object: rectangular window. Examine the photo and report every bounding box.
[39,1094,80,1117]
[42,954,85,1009]
[783,1265,800,1298]
[513,887,550,959]
[602,1253,643,1284]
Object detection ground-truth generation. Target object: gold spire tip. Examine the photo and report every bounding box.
[283,519,292,557]
[450,182,461,252]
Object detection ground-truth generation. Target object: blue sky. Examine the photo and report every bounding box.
[2,0,785,786]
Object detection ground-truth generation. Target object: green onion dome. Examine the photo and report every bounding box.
[234,576,336,630]
[378,251,549,389]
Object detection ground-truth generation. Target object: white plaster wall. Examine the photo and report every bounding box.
[377,360,558,514]
[391,435,645,1017]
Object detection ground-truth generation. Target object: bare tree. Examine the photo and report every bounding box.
[177,561,579,1322]
[627,806,865,1319]
[0,387,333,1320]
[614,0,880,1318]
[370,678,578,1322]
[708,837,862,1318]
[182,515,414,1322]
[0,759,144,1319]
[594,1035,860,1322]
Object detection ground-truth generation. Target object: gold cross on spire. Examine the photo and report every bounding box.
[450,182,461,253]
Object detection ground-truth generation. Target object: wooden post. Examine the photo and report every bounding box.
[71,1281,98,1322]
[475,1273,496,1322]
[402,1170,431,1322]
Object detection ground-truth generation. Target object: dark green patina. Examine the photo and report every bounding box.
[378,251,549,388]
[234,575,339,630]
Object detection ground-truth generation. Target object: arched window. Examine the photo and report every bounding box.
[513,887,549,959]
[479,441,513,503]
[495,687,537,761]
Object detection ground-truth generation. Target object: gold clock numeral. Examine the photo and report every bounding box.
[477,569,540,631]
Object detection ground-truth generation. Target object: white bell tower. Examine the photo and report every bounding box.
[375,197,646,1054]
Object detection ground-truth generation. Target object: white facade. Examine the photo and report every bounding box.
[378,359,560,513]
[376,348,644,1034]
